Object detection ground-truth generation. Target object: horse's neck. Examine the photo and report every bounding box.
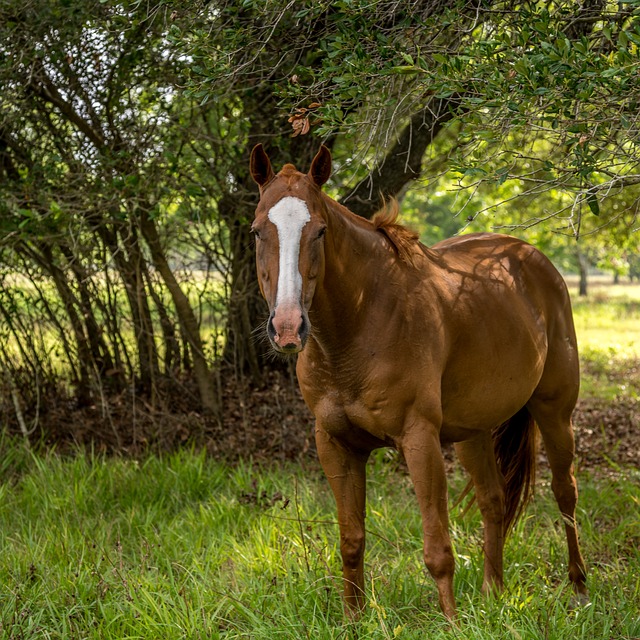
[311,198,396,339]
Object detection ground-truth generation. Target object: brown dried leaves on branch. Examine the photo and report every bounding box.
[288,103,321,137]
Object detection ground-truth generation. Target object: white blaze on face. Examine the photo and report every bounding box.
[268,196,311,309]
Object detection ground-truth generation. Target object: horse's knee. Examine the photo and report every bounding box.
[424,544,455,580]
[340,530,365,569]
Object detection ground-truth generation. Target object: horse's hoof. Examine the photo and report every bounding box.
[569,592,590,609]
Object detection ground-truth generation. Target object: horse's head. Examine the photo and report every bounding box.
[249,144,332,354]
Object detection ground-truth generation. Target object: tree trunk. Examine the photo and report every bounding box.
[221,202,266,382]
[139,210,219,414]
[341,96,462,218]
[37,243,95,404]
[578,250,589,297]
[96,222,160,397]
[143,266,181,375]
[59,244,117,380]
[17,241,96,403]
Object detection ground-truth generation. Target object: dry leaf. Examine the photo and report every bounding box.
[288,103,321,136]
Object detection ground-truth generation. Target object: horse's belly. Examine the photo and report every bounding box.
[439,424,484,443]
[440,401,525,440]
[440,359,543,434]
[437,308,548,434]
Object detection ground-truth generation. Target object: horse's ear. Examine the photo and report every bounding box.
[250,144,275,187]
[309,145,331,187]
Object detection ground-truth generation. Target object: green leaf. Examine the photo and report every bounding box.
[513,60,529,76]
[601,67,620,78]
[495,166,510,185]
[586,189,600,216]
[619,30,629,49]
[400,52,414,65]
[626,30,640,45]
[390,65,421,75]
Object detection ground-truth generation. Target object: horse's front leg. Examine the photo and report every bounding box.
[401,422,457,620]
[315,426,369,618]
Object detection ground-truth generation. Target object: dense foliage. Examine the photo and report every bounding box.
[0,0,638,442]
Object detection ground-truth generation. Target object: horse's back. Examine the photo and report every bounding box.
[431,232,571,311]
[430,232,576,350]
[433,232,555,274]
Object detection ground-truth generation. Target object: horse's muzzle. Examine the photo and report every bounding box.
[267,307,309,354]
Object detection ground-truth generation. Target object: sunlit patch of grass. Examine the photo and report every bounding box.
[566,280,640,402]
[578,345,640,402]
[572,299,640,360]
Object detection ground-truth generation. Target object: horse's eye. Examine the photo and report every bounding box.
[317,227,327,239]
[251,228,261,240]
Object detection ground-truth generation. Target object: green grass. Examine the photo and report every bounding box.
[0,443,638,639]
[572,289,640,358]
[568,278,640,401]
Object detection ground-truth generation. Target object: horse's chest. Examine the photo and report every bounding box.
[343,395,403,437]
[300,365,410,444]
[313,396,402,449]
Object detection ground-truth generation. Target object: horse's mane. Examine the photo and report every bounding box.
[371,198,420,267]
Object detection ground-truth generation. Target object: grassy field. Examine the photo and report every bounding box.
[567,277,640,401]
[0,279,639,639]
[568,277,640,358]
[0,446,638,639]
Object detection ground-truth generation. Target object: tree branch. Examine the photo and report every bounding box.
[340,95,461,218]
[29,60,106,151]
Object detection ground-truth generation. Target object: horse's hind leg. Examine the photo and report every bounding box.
[527,396,588,600]
[455,433,506,594]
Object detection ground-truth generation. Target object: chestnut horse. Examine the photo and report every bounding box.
[249,144,587,619]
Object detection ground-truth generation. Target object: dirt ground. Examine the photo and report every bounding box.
[9,365,637,477]
[217,370,640,476]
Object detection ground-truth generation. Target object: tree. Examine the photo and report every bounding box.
[175,1,490,378]
[183,0,638,347]
[193,1,640,232]
[0,0,220,412]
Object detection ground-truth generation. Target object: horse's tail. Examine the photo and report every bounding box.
[492,406,537,535]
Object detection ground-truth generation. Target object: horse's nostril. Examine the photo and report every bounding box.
[299,314,310,343]
[267,313,277,340]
